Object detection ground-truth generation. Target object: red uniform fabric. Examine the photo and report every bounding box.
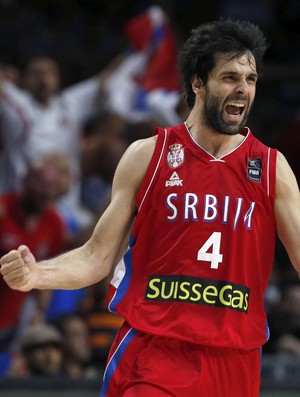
[0,193,66,328]
[108,123,277,351]
[105,123,277,396]
[101,321,261,397]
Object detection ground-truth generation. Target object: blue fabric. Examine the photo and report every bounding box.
[46,288,87,322]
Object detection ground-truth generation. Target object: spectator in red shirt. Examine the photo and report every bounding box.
[0,153,70,356]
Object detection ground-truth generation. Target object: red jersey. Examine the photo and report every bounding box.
[0,193,66,328]
[108,123,277,350]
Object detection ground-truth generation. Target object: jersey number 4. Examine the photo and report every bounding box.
[197,232,223,269]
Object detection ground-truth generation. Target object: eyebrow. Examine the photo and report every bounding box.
[219,70,258,79]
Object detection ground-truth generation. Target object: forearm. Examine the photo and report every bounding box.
[1,235,123,293]
[35,242,111,290]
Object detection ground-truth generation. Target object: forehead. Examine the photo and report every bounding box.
[27,58,59,74]
[211,51,257,76]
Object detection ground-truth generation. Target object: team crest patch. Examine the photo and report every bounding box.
[167,143,184,168]
[247,158,262,182]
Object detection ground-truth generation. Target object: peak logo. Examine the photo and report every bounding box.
[165,172,183,187]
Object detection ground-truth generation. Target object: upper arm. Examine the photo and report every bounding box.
[275,151,300,274]
[63,78,99,110]
[84,136,157,276]
[0,80,28,109]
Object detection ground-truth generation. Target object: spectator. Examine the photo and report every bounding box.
[0,63,28,194]
[0,54,122,233]
[55,313,98,379]
[11,322,64,377]
[267,282,300,355]
[0,153,69,355]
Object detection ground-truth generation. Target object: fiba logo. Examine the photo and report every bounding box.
[247,158,262,183]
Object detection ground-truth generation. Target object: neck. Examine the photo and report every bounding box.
[185,114,246,159]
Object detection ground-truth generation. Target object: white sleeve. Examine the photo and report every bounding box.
[61,77,100,122]
[1,80,31,110]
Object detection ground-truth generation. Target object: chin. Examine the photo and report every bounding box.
[215,126,241,136]
[224,128,243,135]
[222,120,247,135]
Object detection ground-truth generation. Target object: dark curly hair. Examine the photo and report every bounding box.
[179,20,268,109]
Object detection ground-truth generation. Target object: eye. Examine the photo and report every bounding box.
[247,75,257,84]
[223,75,235,82]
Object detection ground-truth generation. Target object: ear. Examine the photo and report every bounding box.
[191,75,203,93]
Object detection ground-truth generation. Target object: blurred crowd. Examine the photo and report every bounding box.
[0,0,300,380]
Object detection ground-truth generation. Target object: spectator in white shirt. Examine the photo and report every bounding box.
[0,56,116,232]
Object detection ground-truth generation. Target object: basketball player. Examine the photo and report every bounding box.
[1,20,300,396]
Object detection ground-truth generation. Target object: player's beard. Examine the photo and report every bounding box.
[202,88,253,136]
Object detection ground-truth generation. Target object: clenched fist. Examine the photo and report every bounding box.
[0,245,39,292]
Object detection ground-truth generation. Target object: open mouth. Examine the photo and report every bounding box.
[225,102,246,120]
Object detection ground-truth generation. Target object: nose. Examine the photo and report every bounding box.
[235,79,249,95]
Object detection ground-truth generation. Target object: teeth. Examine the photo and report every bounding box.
[228,102,245,107]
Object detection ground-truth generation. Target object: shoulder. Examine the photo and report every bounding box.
[126,135,157,161]
[276,151,295,178]
[1,81,28,102]
[112,136,158,196]
[276,151,299,198]
[117,134,157,169]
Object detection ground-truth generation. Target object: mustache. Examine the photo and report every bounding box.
[226,95,249,102]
